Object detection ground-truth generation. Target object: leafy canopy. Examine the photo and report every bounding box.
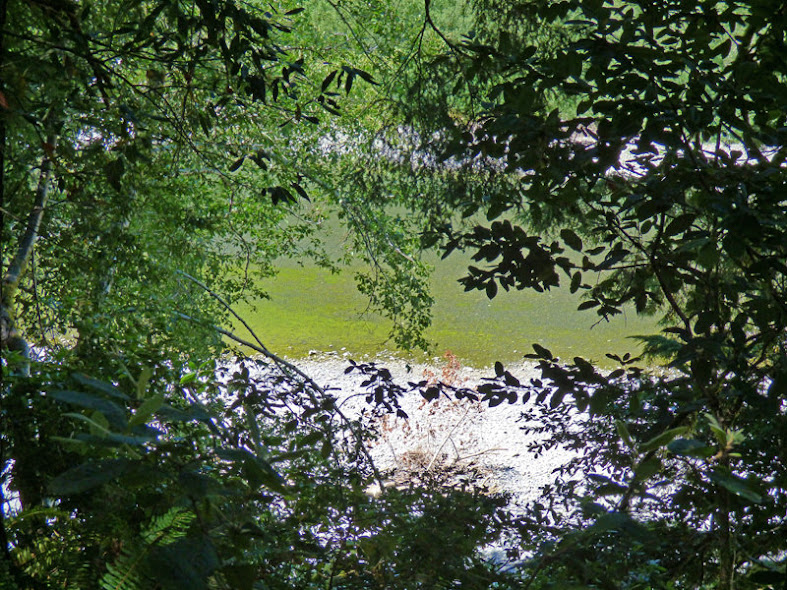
[384,0,787,588]
[2,0,787,589]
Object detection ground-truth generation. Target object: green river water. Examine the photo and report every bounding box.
[230,248,660,370]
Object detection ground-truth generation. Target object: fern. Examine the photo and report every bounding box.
[9,507,103,589]
[142,507,195,546]
[100,546,152,590]
[99,507,195,590]
[65,560,99,590]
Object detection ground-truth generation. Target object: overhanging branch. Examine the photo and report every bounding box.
[174,285,389,494]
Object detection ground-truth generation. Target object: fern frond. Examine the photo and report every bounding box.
[99,507,196,590]
[142,507,195,545]
[100,550,149,590]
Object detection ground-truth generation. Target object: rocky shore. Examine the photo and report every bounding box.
[289,352,578,507]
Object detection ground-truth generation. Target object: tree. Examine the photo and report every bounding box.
[0,0,354,586]
[1,1,521,588]
[5,0,785,588]
[381,0,787,587]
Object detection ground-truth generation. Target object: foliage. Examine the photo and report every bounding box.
[0,0,506,587]
[4,0,787,589]
[2,352,524,588]
[1,4,524,588]
[386,0,787,588]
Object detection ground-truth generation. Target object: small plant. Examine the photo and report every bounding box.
[363,352,494,493]
[422,350,465,388]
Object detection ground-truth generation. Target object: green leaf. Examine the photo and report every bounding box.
[50,435,90,449]
[667,438,715,458]
[616,420,635,450]
[297,430,322,448]
[129,392,165,428]
[709,470,762,503]
[180,372,198,385]
[216,449,289,495]
[64,414,156,446]
[51,390,128,430]
[89,410,110,436]
[49,459,132,495]
[697,242,720,268]
[72,374,129,400]
[639,426,690,452]
[634,456,662,480]
[246,410,263,451]
[136,366,154,398]
[705,413,728,446]
[156,403,212,423]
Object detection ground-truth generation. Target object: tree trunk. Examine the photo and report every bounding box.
[1,135,57,374]
[717,486,734,590]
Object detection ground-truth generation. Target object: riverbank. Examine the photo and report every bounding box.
[289,351,578,506]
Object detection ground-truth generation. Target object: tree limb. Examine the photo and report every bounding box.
[2,135,57,305]
[2,136,57,376]
[173,292,389,494]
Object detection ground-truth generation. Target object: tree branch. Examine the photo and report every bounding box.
[173,281,390,494]
[608,211,694,335]
[2,135,57,304]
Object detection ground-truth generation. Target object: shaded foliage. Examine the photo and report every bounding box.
[389,0,787,588]
[3,0,787,588]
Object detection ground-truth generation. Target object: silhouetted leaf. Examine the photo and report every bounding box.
[664,214,695,237]
[560,228,583,251]
[532,343,553,360]
[486,280,498,299]
[229,156,245,172]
